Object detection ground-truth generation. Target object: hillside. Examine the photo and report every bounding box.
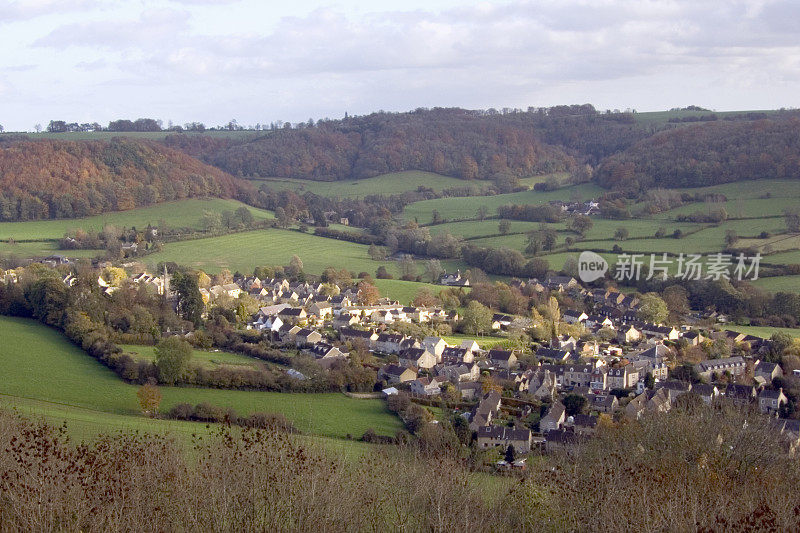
[0,138,250,221]
[164,107,582,181]
[596,113,800,190]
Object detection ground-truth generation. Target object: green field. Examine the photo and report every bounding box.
[144,227,467,280]
[251,171,486,198]
[0,199,274,242]
[373,278,466,305]
[751,275,800,294]
[0,316,403,439]
[0,240,100,258]
[724,325,800,339]
[403,183,604,224]
[120,344,272,370]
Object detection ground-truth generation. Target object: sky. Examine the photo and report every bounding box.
[0,0,798,131]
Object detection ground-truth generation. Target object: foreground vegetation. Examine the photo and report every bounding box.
[1,403,798,531]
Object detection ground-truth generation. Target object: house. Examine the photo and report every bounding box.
[625,388,670,419]
[440,270,470,287]
[617,324,642,344]
[562,310,588,324]
[565,414,598,436]
[308,302,333,320]
[209,283,242,299]
[437,363,480,383]
[491,314,514,330]
[460,340,480,354]
[530,371,558,401]
[774,419,800,455]
[278,324,302,342]
[585,315,614,329]
[638,323,680,341]
[375,333,408,354]
[539,401,566,433]
[655,381,692,404]
[564,364,595,388]
[294,328,323,347]
[476,425,533,453]
[441,347,473,364]
[588,393,618,414]
[470,391,502,430]
[536,347,571,361]
[694,356,746,381]
[339,327,379,346]
[683,331,705,346]
[410,377,442,397]
[607,366,639,390]
[755,361,783,384]
[544,276,579,292]
[398,348,436,370]
[278,307,307,325]
[488,349,517,369]
[725,383,757,406]
[458,382,484,401]
[421,336,448,361]
[378,364,417,384]
[692,383,720,404]
[758,388,787,416]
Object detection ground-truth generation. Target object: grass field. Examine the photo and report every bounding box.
[403,183,604,224]
[251,171,486,198]
[0,240,100,258]
[372,278,468,305]
[120,344,272,370]
[0,316,403,439]
[144,227,467,280]
[751,275,800,294]
[724,325,800,339]
[0,199,274,242]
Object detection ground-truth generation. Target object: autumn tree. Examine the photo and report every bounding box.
[137,382,162,416]
[357,281,380,305]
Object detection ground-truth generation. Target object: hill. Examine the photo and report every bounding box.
[596,113,800,190]
[0,137,250,221]
[164,107,581,181]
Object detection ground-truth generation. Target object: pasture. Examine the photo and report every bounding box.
[144,227,468,285]
[723,325,800,340]
[0,316,403,439]
[252,171,484,198]
[120,344,271,370]
[0,199,274,242]
[402,183,604,224]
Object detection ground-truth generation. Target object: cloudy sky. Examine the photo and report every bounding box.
[0,0,798,131]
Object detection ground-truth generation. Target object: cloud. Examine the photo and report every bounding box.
[33,8,191,49]
[0,0,99,23]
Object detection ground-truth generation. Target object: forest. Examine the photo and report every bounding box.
[0,138,249,221]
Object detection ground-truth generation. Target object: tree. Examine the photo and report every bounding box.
[424,259,444,283]
[375,266,392,279]
[154,336,193,385]
[460,301,493,335]
[275,207,291,228]
[614,227,629,241]
[662,285,689,319]
[498,220,511,235]
[785,208,800,233]
[412,288,439,307]
[201,210,222,232]
[235,206,255,227]
[137,382,162,416]
[286,255,304,278]
[505,444,516,463]
[368,244,386,261]
[477,206,488,221]
[172,271,204,327]
[563,394,587,416]
[570,214,593,236]
[399,255,417,281]
[638,293,669,324]
[357,281,380,305]
[724,230,738,247]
